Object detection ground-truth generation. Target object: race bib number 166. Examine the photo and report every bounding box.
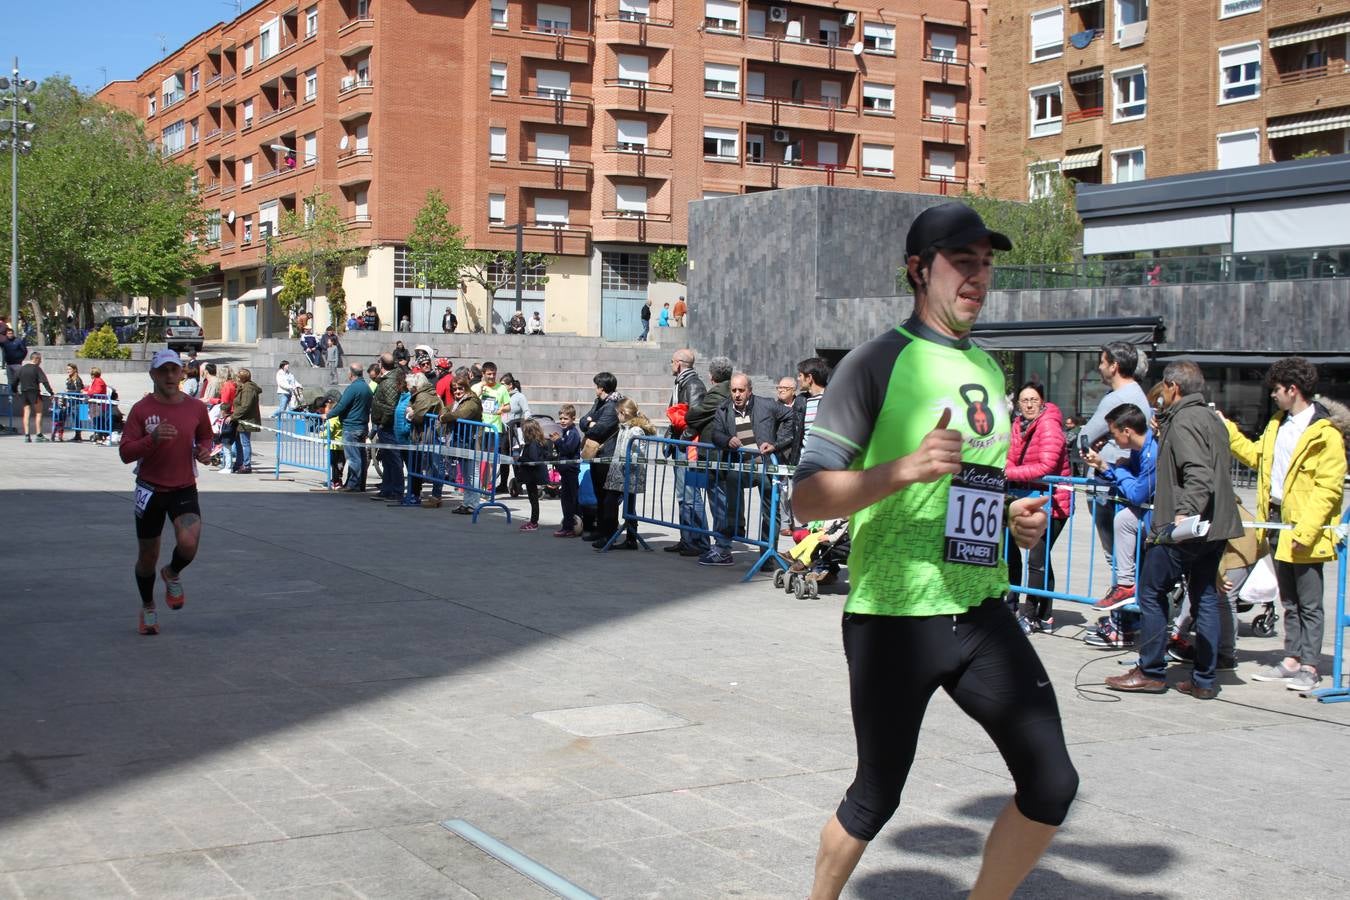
[944,463,1006,567]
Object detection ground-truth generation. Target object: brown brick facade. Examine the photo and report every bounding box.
[986,0,1350,200]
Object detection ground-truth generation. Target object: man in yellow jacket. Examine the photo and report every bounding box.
[1225,357,1347,693]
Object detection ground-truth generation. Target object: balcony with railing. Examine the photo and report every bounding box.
[489,222,591,255]
[343,213,373,229]
[509,90,594,127]
[744,33,858,71]
[921,116,968,145]
[595,209,674,243]
[597,145,673,178]
[921,55,969,86]
[257,101,298,127]
[598,6,675,48]
[743,94,855,132]
[919,174,966,195]
[599,78,674,112]
[491,155,593,192]
[512,24,594,63]
[741,159,859,189]
[992,248,1350,291]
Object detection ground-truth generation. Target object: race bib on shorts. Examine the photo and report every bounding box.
[134,484,154,518]
[944,463,1006,567]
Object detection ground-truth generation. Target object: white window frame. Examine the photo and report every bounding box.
[1113,0,1147,44]
[820,80,842,108]
[615,184,648,216]
[927,149,957,179]
[928,89,957,121]
[242,98,254,127]
[491,0,508,28]
[703,126,738,160]
[819,19,840,46]
[259,17,280,61]
[929,31,958,62]
[489,127,508,160]
[535,131,570,162]
[1029,83,1063,137]
[491,61,508,95]
[306,5,319,37]
[1030,8,1064,62]
[189,119,199,144]
[161,120,186,156]
[1111,146,1145,183]
[1219,42,1261,104]
[1028,161,1060,199]
[863,23,896,55]
[863,82,895,114]
[536,3,571,34]
[242,157,254,185]
[303,131,317,166]
[354,122,369,152]
[618,0,649,22]
[305,68,318,101]
[354,189,368,219]
[745,134,764,162]
[704,0,740,33]
[488,193,506,224]
[861,143,894,175]
[1217,128,1260,169]
[704,62,740,97]
[190,67,199,93]
[536,68,571,99]
[615,118,648,151]
[1112,66,1147,121]
[243,41,254,70]
[617,53,649,86]
[303,197,316,226]
[535,197,569,227]
[148,95,156,117]
[243,214,253,244]
[1219,0,1260,19]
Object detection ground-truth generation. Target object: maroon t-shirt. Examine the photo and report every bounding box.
[120,394,214,490]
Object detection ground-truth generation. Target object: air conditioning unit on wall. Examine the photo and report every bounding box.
[772,128,791,143]
[769,6,788,23]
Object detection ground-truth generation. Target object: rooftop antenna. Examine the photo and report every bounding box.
[154,33,168,54]
[221,0,243,16]
[99,66,108,86]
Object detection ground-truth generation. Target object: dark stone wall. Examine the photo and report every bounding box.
[686,186,1349,377]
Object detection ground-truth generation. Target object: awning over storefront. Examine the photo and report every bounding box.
[1269,15,1350,48]
[232,287,270,304]
[971,317,1165,352]
[1267,108,1350,139]
[1060,148,1102,171]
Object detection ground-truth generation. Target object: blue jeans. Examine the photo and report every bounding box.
[237,428,253,469]
[639,319,650,341]
[376,428,404,496]
[675,466,710,550]
[1137,540,1225,689]
[342,425,368,490]
[277,392,293,414]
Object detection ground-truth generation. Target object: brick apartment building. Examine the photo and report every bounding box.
[96,0,989,341]
[985,0,1350,201]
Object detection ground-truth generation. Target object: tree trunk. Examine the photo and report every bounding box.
[28,299,46,346]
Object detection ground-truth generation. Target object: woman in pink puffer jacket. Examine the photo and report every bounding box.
[1006,382,1074,631]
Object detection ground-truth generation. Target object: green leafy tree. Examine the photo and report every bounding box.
[275,265,314,335]
[406,189,470,295]
[650,246,687,283]
[272,188,368,320]
[960,176,1081,267]
[328,284,348,331]
[460,250,552,333]
[75,324,131,360]
[0,77,206,343]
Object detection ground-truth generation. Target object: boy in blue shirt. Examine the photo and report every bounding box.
[1086,404,1157,612]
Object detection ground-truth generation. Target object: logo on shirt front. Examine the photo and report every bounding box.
[959,384,995,437]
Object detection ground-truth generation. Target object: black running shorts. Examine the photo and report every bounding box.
[134,483,201,540]
[836,596,1078,840]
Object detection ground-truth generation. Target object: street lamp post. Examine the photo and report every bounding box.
[0,59,38,328]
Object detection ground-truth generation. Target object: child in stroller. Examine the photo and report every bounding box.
[774,519,850,599]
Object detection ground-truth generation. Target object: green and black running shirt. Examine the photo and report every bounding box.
[794,316,1012,617]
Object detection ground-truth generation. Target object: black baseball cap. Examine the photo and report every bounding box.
[905,202,1013,258]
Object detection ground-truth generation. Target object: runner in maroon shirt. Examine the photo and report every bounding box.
[119,350,214,635]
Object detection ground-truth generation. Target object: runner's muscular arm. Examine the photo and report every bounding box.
[794,410,964,521]
[195,405,215,464]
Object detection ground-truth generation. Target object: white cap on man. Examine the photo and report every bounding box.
[150,349,183,370]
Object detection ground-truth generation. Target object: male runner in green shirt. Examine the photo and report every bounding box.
[794,203,1077,899]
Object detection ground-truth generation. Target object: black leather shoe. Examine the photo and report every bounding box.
[679,546,706,557]
[664,543,688,553]
[1177,680,1218,700]
[618,538,640,550]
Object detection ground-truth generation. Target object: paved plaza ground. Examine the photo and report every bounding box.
[2,436,1348,899]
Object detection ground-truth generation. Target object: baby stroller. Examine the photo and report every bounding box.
[774,519,850,599]
[508,414,563,499]
[1234,554,1280,637]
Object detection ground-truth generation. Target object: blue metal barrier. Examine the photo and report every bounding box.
[601,435,787,582]
[1310,508,1350,704]
[406,414,511,522]
[272,410,330,480]
[0,384,14,431]
[49,392,114,438]
[1006,474,1147,609]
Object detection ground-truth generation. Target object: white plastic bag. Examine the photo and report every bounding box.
[1238,554,1279,606]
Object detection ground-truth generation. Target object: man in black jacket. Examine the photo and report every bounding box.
[638,299,652,342]
[666,348,709,556]
[368,354,404,499]
[1107,359,1244,700]
[579,371,624,548]
[704,373,794,565]
[683,356,733,560]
